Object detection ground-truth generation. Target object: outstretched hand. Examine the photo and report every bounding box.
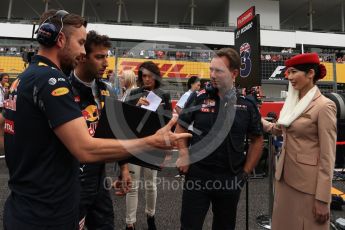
[151,115,192,150]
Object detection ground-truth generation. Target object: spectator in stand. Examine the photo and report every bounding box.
[140,50,145,58]
[176,51,182,60]
[271,54,280,62]
[200,52,208,61]
[281,48,288,53]
[128,51,135,58]
[341,55,345,63]
[175,76,201,115]
[265,54,272,61]
[156,50,165,59]
[0,73,9,112]
[181,51,186,60]
[148,50,155,59]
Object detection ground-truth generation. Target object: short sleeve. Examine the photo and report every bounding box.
[36,73,82,129]
[176,92,190,109]
[178,92,197,127]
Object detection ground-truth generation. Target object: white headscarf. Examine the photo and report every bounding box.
[277,82,318,127]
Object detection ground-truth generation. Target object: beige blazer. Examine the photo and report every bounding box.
[263,89,337,203]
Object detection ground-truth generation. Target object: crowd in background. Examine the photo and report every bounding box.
[2,44,345,64]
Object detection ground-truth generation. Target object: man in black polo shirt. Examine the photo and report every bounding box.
[175,48,264,230]
[3,10,190,230]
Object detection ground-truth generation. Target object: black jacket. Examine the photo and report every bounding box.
[126,87,172,117]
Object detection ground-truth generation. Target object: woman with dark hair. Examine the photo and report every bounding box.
[262,53,336,230]
[126,61,171,110]
[175,76,200,115]
[125,61,172,230]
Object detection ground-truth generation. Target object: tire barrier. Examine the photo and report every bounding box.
[324,93,345,168]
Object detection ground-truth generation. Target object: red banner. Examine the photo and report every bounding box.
[237,6,255,29]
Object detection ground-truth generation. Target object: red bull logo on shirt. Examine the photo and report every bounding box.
[82,105,99,122]
[82,105,100,136]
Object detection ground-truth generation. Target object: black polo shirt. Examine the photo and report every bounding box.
[4,55,82,225]
[179,89,263,174]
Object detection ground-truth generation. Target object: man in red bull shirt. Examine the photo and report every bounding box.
[3,10,190,230]
[70,30,131,230]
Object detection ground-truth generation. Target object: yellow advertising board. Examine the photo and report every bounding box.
[115,57,210,79]
[335,63,345,83]
[320,62,334,82]
[1,56,345,83]
[0,56,26,76]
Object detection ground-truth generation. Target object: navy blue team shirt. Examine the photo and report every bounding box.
[4,55,82,225]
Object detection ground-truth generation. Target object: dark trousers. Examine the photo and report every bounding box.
[180,165,243,230]
[79,174,114,230]
[3,202,78,230]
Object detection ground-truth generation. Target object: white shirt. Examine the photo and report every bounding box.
[176,89,193,109]
[73,71,101,110]
[0,84,5,108]
[176,89,195,131]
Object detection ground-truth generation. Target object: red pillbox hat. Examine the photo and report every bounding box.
[285,53,320,67]
[284,53,326,79]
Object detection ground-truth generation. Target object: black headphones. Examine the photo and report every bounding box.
[205,82,218,98]
[36,10,69,47]
[205,81,237,105]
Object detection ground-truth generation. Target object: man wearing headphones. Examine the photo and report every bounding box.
[3,10,190,230]
[175,48,264,230]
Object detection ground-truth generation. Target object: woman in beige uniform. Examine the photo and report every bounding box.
[262,53,337,230]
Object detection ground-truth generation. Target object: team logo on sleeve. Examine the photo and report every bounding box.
[51,87,69,96]
[197,89,206,97]
[4,119,15,135]
[48,78,57,85]
[101,90,110,96]
[74,96,80,103]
